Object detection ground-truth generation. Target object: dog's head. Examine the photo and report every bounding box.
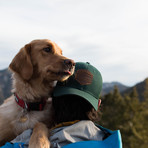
[9,39,75,82]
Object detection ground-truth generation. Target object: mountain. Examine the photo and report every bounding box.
[0,68,129,104]
[122,78,148,101]
[102,82,129,95]
[0,68,12,104]
[0,67,147,104]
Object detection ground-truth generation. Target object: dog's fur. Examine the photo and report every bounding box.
[0,39,75,146]
[29,122,50,148]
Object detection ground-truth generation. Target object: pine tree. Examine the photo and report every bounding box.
[100,86,124,130]
[100,86,148,148]
[143,78,148,103]
[120,87,148,148]
[129,86,138,99]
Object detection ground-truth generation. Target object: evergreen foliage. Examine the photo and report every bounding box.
[100,85,148,148]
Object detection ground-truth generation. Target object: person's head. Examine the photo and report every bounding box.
[52,62,102,124]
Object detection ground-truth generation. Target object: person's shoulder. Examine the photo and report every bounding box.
[62,125,122,148]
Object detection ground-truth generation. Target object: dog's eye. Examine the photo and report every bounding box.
[43,47,52,53]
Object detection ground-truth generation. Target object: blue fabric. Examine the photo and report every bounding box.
[62,126,122,148]
[1,126,122,148]
[0,142,24,148]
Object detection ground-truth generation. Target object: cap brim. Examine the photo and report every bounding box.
[53,86,98,110]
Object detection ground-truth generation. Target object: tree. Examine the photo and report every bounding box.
[143,78,148,103]
[100,86,124,130]
[100,86,148,148]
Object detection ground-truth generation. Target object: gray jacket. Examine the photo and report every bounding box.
[11,129,32,148]
[11,120,105,148]
[50,120,105,148]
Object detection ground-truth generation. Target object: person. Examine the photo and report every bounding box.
[50,62,122,148]
[1,62,122,148]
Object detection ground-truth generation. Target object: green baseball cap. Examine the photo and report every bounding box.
[53,62,102,110]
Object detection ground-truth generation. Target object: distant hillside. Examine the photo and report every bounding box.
[122,78,148,101]
[0,67,147,104]
[102,82,129,95]
[0,68,12,104]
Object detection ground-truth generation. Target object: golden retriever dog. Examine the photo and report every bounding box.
[0,39,75,146]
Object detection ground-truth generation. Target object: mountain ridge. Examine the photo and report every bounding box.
[0,68,147,104]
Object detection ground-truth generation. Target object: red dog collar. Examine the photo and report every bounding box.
[14,93,47,111]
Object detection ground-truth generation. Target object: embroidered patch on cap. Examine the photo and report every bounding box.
[75,69,93,85]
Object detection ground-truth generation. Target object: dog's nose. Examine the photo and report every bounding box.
[64,59,75,67]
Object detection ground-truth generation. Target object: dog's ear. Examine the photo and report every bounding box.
[9,44,33,80]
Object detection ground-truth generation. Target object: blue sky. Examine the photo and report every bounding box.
[0,0,148,86]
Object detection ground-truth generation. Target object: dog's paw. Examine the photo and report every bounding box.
[29,138,50,148]
[29,122,50,148]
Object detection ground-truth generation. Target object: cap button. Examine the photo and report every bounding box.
[86,62,90,64]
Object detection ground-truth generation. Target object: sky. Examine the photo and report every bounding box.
[0,0,148,86]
